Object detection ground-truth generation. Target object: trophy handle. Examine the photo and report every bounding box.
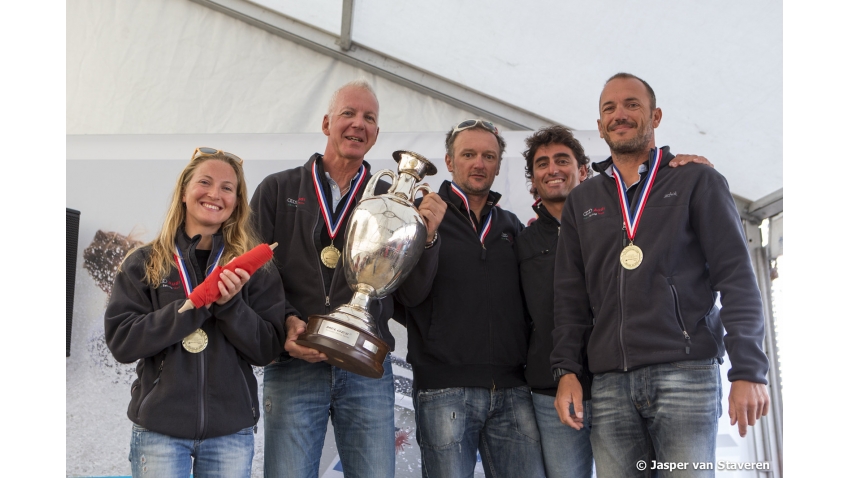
[413,183,433,199]
[364,169,397,198]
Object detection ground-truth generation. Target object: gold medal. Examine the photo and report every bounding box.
[620,243,643,270]
[321,245,341,269]
[182,328,208,353]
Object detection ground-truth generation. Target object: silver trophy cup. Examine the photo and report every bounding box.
[295,150,437,378]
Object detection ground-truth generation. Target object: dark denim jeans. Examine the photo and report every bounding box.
[262,354,395,478]
[591,358,723,478]
[531,392,594,478]
[414,386,545,478]
[129,424,254,477]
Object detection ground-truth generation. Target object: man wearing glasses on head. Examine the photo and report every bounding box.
[395,119,545,477]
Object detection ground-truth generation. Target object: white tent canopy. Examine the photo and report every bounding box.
[68,0,782,205]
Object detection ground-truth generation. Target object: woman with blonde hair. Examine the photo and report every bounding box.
[105,148,288,477]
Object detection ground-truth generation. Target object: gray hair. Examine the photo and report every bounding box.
[327,79,379,117]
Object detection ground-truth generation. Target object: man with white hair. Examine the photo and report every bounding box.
[251,80,444,477]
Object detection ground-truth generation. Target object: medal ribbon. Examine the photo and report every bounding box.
[451,181,493,245]
[312,161,367,240]
[174,243,224,297]
[611,147,662,242]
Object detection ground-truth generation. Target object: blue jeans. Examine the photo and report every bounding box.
[129,424,254,477]
[531,392,593,478]
[590,359,722,478]
[262,354,395,478]
[414,386,545,478]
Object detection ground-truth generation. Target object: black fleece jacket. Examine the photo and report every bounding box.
[104,229,289,439]
[249,154,395,351]
[517,202,592,398]
[396,181,530,390]
[551,147,770,384]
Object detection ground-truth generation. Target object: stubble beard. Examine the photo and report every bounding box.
[458,177,492,196]
[537,184,570,204]
[604,120,654,156]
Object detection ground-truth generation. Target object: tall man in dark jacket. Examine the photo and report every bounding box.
[250,80,444,478]
[519,126,711,477]
[396,119,545,477]
[551,73,770,477]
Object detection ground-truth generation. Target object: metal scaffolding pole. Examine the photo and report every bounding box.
[743,219,783,477]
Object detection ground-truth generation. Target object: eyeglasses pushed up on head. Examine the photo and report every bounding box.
[450,119,499,138]
[191,147,243,165]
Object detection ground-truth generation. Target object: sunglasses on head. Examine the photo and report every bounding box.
[450,119,499,137]
[191,147,243,165]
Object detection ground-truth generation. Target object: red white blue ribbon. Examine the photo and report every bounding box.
[611,147,662,242]
[451,181,493,245]
[174,243,224,296]
[312,161,367,240]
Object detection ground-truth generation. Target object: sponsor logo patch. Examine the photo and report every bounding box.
[583,207,605,219]
[160,278,182,290]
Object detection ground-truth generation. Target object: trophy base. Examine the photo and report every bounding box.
[294,315,389,379]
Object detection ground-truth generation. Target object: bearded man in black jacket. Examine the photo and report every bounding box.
[519,125,711,478]
[551,73,770,478]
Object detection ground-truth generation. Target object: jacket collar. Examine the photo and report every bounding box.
[176,225,225,283]
[531,201,559,227]
[591,145,674,175]
[176,225,225,255]
[439,180,502,218]
[305,153,373,200]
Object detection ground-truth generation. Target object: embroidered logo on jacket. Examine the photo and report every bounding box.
[160,278,182,290]
[583,207,605,220]
[287,197,308,207]
[664,191,678,198]
[501,232,514,244]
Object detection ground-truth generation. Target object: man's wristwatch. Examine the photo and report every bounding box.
[552,368,573,382]
[424,231,439,249]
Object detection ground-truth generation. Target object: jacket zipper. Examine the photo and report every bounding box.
[616,176,644,372]
[136,354,166,417]
[312,211,331,313]
[448,200,492,365]
[197,348,206,438]
[618,224,629,371]
[667,278,692,354]
[448,202,487,260]
[190,245,211,440]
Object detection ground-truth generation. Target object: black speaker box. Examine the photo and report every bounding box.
[67,208,81,357]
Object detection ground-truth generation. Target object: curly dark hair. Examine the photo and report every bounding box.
[522,125,591,180]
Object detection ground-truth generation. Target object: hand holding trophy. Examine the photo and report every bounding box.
[295,150,438,378]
